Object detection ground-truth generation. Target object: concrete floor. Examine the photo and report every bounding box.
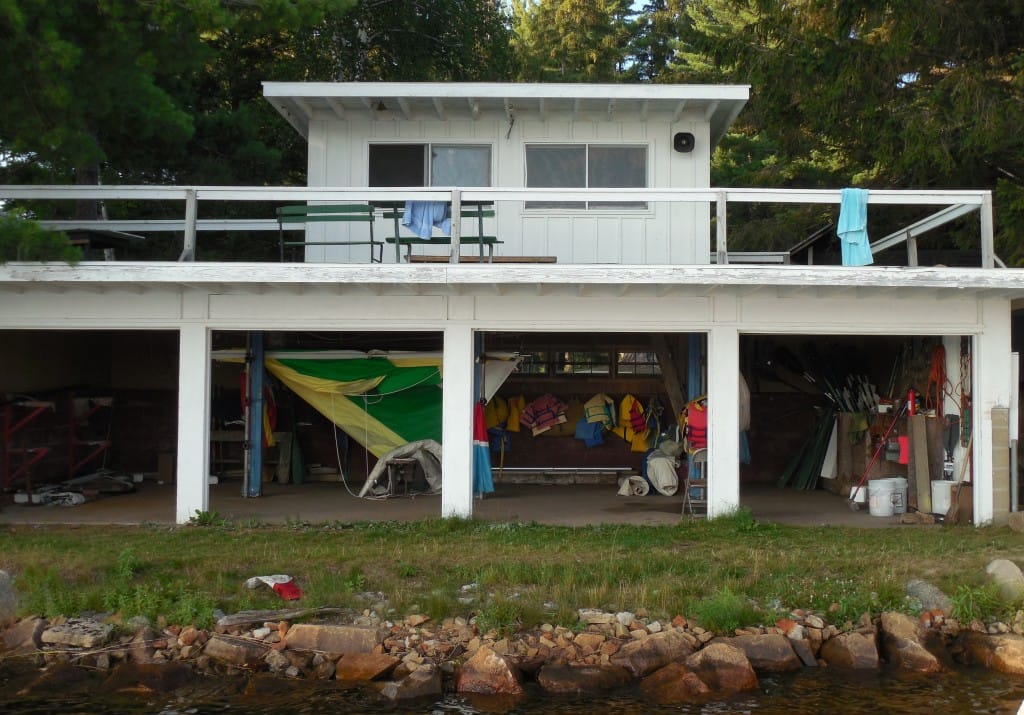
[0,478,923,528]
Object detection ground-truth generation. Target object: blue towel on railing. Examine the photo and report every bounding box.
[402,201,451,239]
[837,188,873,266]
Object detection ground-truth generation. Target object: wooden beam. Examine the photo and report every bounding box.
[652,334,686,424]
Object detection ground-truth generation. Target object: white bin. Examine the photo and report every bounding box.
[868,477,908,517]
[931,480,954,515]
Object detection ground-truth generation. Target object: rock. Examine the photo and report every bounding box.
[573,632,605,651]
[610,629,697,677]
[986,559,1024,602]
[17,662,98,695]
[129,625,157,663]
[906,580,953,616]
[285,623,384,654]
[264,649,291,672]
[177,625,202,647]
[684,642,758,694]
[818,631,879,669]
[3,616,45,652]
[380,663,443,701]
[639,662,711,704]
[790,638,818,666]
[455,645,525,695]
[879,611,947,673]
[536,663,632,694]
[0,570,18,627]
[578,609,616,625]
[40,618,113,649]
[1009,512,1024,533]
[101,662,194,693]
[203,634,270,668]
[960,631,1024,675]
[335,652,400,681]
[711,634,802,673]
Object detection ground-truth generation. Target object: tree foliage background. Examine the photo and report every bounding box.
[0,0,1021,262]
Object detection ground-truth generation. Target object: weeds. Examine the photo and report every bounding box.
[4,521,1024,637]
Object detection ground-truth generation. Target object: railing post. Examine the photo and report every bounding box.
[716,190,728,265]
[450,189,461,264]
[179,188,197,262]
[907,233,918,267]
[981,192,995,269]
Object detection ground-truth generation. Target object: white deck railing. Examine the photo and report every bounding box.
[0,185,996,267]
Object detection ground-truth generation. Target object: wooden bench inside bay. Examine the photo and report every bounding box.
[381,201,502,263]
[276,203,381,263]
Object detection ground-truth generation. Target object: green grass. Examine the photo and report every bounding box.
[4,510,1024,635]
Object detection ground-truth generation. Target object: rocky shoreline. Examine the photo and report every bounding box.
[5,588,1024,706]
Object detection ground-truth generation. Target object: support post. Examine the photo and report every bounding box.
[441,325,475,517]
[450,189,462,264]
[715,191,728,265]
[176,324,211,523]
[244,331,264,498]
[707,326,740,518]
[179,188,197,262]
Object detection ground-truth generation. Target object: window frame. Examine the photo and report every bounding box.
[524,142,649,211]
[368,142,493,188]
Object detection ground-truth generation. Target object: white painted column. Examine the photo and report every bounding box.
[175,324,211,523]
[707,324,741,517]
[441,324,475,518]
[972,299,1014,525]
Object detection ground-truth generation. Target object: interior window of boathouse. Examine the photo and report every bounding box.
[525,144,647,210]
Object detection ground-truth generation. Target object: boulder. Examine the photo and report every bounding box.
[380,663,443,701]
[101,662,194,694]
[684,642,759,694]
[17,662,98,696]
[536,663,632,694]
[335,652,400,681]
[3,616,45,653]
[610,629,697,677]
[639,662,711,704]
[285,623,384,654]
[879,611,948,673]
[960,631,1024,675]
[818,631,879,669]
[40,617,113,649]
[906,580,953,617]
[455,645,525,695]
[711,634,802,673]
[0,570,18,627]
[986,559,1024,602]
[203,634,269,668]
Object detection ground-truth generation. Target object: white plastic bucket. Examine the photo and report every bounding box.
[888,477,908,515]
[931,480,954,515]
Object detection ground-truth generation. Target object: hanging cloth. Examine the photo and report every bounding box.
[837,188,873,266]
[925,344,946,417]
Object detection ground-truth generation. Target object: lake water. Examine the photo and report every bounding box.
[3,664,1024,714]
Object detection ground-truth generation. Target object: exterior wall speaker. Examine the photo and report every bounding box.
[673,132,695,153]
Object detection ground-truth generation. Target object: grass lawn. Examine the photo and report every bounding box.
[3,510,1023,635]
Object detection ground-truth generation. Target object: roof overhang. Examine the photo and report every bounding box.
[263,81,750,148]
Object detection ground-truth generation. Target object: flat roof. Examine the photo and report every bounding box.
[263,81,750,146]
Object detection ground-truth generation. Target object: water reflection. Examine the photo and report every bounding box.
[3,666,1024,714]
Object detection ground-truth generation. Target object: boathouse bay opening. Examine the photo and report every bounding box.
[0,327,986,525]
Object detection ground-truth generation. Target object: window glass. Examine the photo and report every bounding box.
[517,351,549,375]
[554,351,611,376]
[525,144,646,210]
[368,144,426,186]
[431,145,491,187]
[617,351,662,375]
[589,146,647,209]
[525,145,586,209]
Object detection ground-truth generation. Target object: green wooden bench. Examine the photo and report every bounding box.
[276,204,381,263]
[382,202,502,263]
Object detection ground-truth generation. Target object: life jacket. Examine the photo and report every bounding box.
[683,396,707,451]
